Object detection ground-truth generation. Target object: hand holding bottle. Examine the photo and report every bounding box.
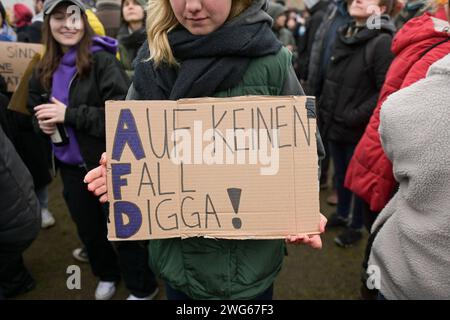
[34,97,69,144]
[34,97,67,127]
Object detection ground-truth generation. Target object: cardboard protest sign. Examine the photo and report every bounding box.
[7,52,41,116]
[105,96,320,240]
[0,42,43,93]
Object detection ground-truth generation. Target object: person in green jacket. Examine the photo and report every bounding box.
[84,0,327,300]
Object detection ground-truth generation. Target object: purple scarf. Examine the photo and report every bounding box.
[51,36,118,165]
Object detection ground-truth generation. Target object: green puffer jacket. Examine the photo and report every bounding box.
[151,47,304,300]
[127,47,322,299]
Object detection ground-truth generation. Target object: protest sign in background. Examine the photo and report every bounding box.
[0,42,42,93]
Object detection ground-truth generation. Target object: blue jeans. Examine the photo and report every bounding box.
[329,141,363,230]
[165,283,274,300]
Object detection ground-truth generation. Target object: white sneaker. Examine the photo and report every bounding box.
[72,247,89,263]
[41,208,55,229]
[95,281,116,300]
[126,287,159,300]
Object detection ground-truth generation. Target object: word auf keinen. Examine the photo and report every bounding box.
[110,104,312,162]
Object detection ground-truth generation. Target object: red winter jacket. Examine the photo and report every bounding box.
[345,13,450,212]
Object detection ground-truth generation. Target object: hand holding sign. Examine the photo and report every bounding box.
[286,213,327,249]
[84,152,109,203]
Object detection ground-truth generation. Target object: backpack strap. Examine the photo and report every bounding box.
[419,37,450,59]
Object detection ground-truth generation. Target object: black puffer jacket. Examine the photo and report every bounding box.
[319,15,395,144]
[0,125,40,244]
[6,111,52,190]
[296,0,329,81]
[117,25,146,77]
[17,21,42,43]
[28,51,130,170]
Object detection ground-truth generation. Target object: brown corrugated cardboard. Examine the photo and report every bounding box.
[105,96,320,240]
[0,42,42,93]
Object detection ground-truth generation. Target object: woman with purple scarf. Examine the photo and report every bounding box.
[27,0,159,300]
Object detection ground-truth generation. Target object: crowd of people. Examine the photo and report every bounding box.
[0,0,449,300]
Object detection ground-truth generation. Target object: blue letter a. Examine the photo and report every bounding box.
[112,109,145,161]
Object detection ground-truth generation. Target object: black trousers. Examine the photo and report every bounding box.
[116,241,158,297]
[0,239,35,299]
[59,163,157,297]
[320,136,331,185]
[362,202,379,232]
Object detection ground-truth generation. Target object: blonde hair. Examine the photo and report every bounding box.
[427,0,447,12]
[146,0,253,67]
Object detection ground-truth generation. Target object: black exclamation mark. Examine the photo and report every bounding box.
[227,188,242,229]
